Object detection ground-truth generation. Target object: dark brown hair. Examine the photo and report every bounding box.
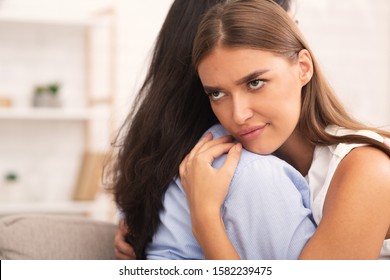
[107,0,295,259]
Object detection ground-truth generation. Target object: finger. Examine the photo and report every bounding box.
[119,219,128,232]
[179,156,188,178]
[179,143,234,182]
[192,132,214,154]
[180,134,234,177]
[197,142,237,165]
[221,143,242,176]
[180,132,214,174]
[197,135,234,154]
[115,248,134,260]
[115,242,136,258]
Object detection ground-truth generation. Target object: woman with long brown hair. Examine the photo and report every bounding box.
[180,0,390,259]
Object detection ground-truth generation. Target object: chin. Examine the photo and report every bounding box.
[243,143,274,156]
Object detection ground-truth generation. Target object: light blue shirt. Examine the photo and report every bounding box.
[146,124,316,259]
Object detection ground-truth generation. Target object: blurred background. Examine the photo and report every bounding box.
[0,0,389,222]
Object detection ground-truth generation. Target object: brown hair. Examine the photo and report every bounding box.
[107,0,221,259]
[107,0,320,259]
[192,0,390,155]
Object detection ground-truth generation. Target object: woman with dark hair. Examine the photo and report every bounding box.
[111,0,316,260]
[180,0,390,259]
[112,0,222,260]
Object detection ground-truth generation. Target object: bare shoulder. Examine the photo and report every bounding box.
[339,146,390,183]
[325,145,390,217]
[300,146,390,259]
[315,146,390,258]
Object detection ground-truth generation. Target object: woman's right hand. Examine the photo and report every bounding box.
[114,219,136,260]
[179,133,241,217]
[178,132,242,259]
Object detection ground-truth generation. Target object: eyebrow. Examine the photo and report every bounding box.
[235,69,270,86]
[203,69,270,94]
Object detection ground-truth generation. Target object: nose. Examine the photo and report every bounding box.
[232,95,253,125]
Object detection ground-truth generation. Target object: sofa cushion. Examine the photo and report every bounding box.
[0,214,117,260]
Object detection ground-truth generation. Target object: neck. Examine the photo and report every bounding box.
[274,129,314,176]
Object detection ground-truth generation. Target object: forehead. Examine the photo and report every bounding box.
[198,47,287,80]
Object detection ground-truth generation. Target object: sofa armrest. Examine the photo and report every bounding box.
[0,214,117,260]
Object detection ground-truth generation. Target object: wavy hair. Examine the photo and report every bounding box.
[107,0,221,259]
[192,0,390,156]
[107,0,297,259]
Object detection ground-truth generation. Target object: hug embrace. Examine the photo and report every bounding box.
[111,0,390,260]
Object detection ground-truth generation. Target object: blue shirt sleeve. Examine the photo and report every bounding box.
[145,124,316,259]
[220,151,316,259]
[145,178,204,260]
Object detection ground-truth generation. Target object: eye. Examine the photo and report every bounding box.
[248,79,264,90]
[207,91,226,101]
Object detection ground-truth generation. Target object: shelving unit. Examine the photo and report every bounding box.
[0,108,90,120]
[0,4,117,220]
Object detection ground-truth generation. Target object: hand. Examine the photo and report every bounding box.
[179,132,242,230]
[114,219,136,260]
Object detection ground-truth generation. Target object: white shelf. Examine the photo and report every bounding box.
[0,108,91,121]
[0,3,113,26]
[0,201,94,216]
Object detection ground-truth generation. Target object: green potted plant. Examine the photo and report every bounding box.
[32,82,62,107]
[0,171,24,201]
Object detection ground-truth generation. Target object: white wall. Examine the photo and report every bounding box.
[114,0,173,124]
[297,0,390,127]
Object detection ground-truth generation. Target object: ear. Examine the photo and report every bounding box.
[297,49,313,86]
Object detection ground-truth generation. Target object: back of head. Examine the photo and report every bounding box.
[111,0,222,259]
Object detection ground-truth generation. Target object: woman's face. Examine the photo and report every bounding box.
[198,46,312,154]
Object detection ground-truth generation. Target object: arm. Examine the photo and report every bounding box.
[145,179,205,260]
[222,154,316,259]
[179,132,241,259]
[180,133,316,259]
[299,146,390,259]
[181,137,390,259]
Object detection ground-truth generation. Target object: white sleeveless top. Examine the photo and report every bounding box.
[305,125,390,259]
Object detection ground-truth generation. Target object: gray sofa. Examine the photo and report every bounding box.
[0,214,117,260]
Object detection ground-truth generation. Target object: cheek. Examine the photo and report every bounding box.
[211,103,232,127]
[211,103,224,121]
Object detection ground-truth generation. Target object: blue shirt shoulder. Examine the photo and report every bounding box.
[146,124,316,259]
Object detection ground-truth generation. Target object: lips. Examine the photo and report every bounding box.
[237,124,268,141]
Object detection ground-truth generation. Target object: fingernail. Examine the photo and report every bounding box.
[235,143,242,152]
[205,132,213,138]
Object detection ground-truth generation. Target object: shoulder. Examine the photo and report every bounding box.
[337,146,390,186]
[226,150,311,208]
[204,123,310,199]
[326,146,390,214]
[309,146,390,258]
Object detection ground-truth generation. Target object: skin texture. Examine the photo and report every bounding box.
[198,47,311,157]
